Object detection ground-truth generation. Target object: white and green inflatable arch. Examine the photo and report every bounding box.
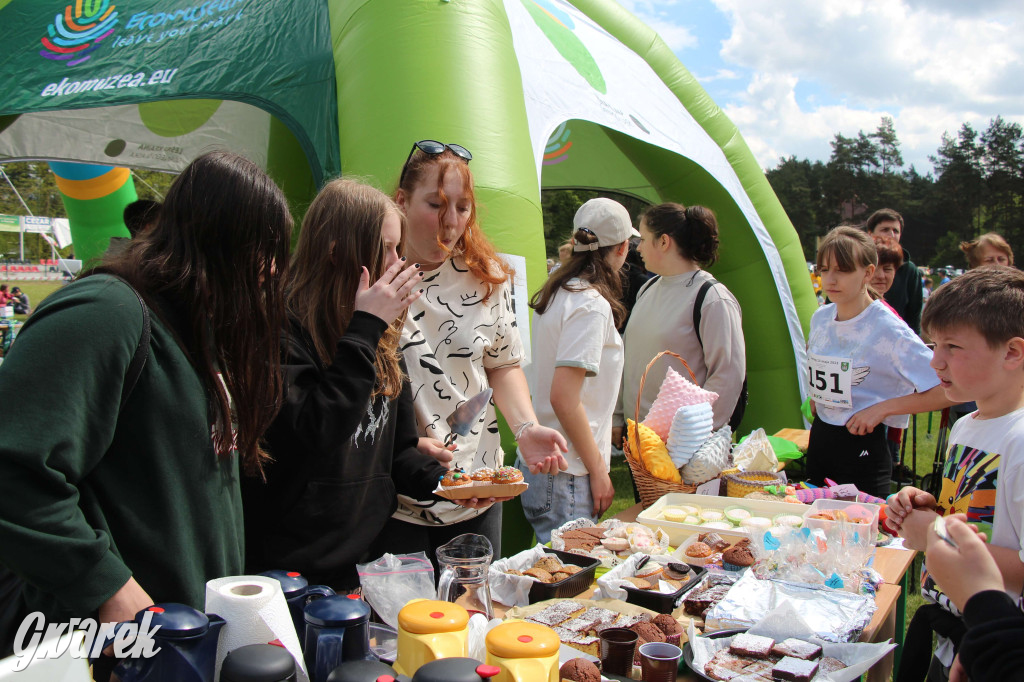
[0,0,814,432]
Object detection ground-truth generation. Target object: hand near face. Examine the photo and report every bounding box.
[354,259,423,323]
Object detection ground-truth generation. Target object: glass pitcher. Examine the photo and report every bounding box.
[436,533,494,619]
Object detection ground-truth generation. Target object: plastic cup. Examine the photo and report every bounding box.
[599,627,638,676]
[638,641,682,682]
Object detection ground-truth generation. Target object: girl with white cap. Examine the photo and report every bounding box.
[522,197,636,541]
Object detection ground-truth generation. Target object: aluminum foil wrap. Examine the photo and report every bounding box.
[704,570,876,642]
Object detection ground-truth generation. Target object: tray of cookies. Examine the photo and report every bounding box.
[492,547,600,605]
[432,465,529,500]
[507,597,681,658]
[597,553,706,614]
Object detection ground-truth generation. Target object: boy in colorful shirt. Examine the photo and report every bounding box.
[887,267,1024,678]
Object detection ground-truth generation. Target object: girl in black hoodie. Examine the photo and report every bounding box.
[242,178,489,591]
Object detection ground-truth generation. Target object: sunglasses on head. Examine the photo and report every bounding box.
[398,140,472,188]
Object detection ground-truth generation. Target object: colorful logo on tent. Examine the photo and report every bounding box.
[543,123,572,166]
[40,1,119,67]
[522,0,606,94]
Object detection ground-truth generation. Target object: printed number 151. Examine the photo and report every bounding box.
[811,369,842,394]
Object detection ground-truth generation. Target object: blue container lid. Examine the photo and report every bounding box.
[304,595,370,628]
[135,604,211,639]
[260,570,309,597]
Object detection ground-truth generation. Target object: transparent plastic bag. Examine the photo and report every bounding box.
[357,552,435,628]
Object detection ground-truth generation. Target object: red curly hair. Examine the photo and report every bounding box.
[397,149,512,302]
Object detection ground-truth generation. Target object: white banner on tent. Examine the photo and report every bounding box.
[504,0,808,386]
[0,100,271,174]
[0,215,72,249]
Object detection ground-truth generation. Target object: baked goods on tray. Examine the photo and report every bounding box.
[504,554,583,584]
[518,599,680,657]
[433,466,528,500]
[701,632,846,681]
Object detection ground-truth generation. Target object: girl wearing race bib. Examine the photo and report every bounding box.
[806,226,950,497]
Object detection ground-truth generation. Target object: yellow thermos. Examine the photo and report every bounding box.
[484,620,560,682]
[393,598,470,677]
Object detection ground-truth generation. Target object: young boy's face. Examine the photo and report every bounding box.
[930,324,1021,411]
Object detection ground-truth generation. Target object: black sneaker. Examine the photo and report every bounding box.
[891,464,916,482]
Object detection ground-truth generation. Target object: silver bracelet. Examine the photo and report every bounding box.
[513,420,535,441]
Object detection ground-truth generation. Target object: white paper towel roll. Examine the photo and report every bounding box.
[205,575,309,682]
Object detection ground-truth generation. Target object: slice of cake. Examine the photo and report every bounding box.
[771,656,819,681]
[729,633,775,659]
[525,600,585,628]
[770,638,821,661]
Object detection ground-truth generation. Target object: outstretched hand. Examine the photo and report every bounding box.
[517,424,569,475]
[354,258,423,323]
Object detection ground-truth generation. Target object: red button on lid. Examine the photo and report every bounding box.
[476,664,501,678]
[517,635,533,643]
[429,611,445,619]
[376,676,395,682]
[286,572,301,577]
[347,594,361,600]
[146,607,165,613]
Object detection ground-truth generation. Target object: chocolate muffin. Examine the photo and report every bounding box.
[629,621,666,644]
[651,614,683,645]
[559,658,601,682]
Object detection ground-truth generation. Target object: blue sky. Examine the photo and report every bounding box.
[617,0,1024,174]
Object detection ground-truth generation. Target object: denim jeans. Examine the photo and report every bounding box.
[516,455,596,544]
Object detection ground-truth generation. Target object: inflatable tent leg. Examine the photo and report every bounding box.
[49,162,136,267]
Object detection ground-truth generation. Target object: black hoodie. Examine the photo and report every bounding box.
[242,311,446,590]
[883,247,923,334]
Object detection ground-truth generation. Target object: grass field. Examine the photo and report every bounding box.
[1,280,65,321]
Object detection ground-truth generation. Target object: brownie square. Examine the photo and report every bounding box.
[729,633,775,659]
[771,656,819,681]
[770,638,822,660]
[818,656,847,673]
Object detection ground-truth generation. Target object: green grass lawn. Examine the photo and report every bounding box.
[1,280,66,321]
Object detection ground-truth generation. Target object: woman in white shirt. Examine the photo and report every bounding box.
[522,198,634,542]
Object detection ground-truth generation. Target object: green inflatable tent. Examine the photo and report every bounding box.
[0,0,815,435]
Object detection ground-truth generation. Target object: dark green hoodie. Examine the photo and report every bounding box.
[0,275,243,622]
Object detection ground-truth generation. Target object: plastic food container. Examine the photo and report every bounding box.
[637,493,809,547]
[527,549,601,603]
[802,499,880,539]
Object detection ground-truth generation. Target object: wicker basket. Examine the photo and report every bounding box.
[722,470,786,498]
[623,350,700,508]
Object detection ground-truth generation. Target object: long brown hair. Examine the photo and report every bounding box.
[95,150,293,475]
[817,225,881,300]
[289,178,405,399]
[397,148,512,302]
[530,227,627,327]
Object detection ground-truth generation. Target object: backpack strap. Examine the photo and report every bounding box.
[692,278,719,349]
[108,275,151,409]
[634,274,660,301]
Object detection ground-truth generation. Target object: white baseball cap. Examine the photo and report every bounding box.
[572,198,640,251]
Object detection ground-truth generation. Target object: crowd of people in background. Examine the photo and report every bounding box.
[0,149,1020,681]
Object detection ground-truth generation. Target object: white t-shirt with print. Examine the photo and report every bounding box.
[946,407,1024,563]
[808,300,938,428]
[396,257,522,526]
[531,280,623,477]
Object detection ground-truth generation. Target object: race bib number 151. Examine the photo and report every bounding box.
[807,352,853,408]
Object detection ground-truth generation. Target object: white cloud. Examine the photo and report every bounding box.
[701,0,1024,170]
[616,0,698,51]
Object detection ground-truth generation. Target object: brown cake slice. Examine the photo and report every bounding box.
[771,656,819,681]
[729,633,775,659]
[683,584,732,616]
[770,638,821,661]
[525,600,585,628]
[553,626,600,657]
[817,657,846,673]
